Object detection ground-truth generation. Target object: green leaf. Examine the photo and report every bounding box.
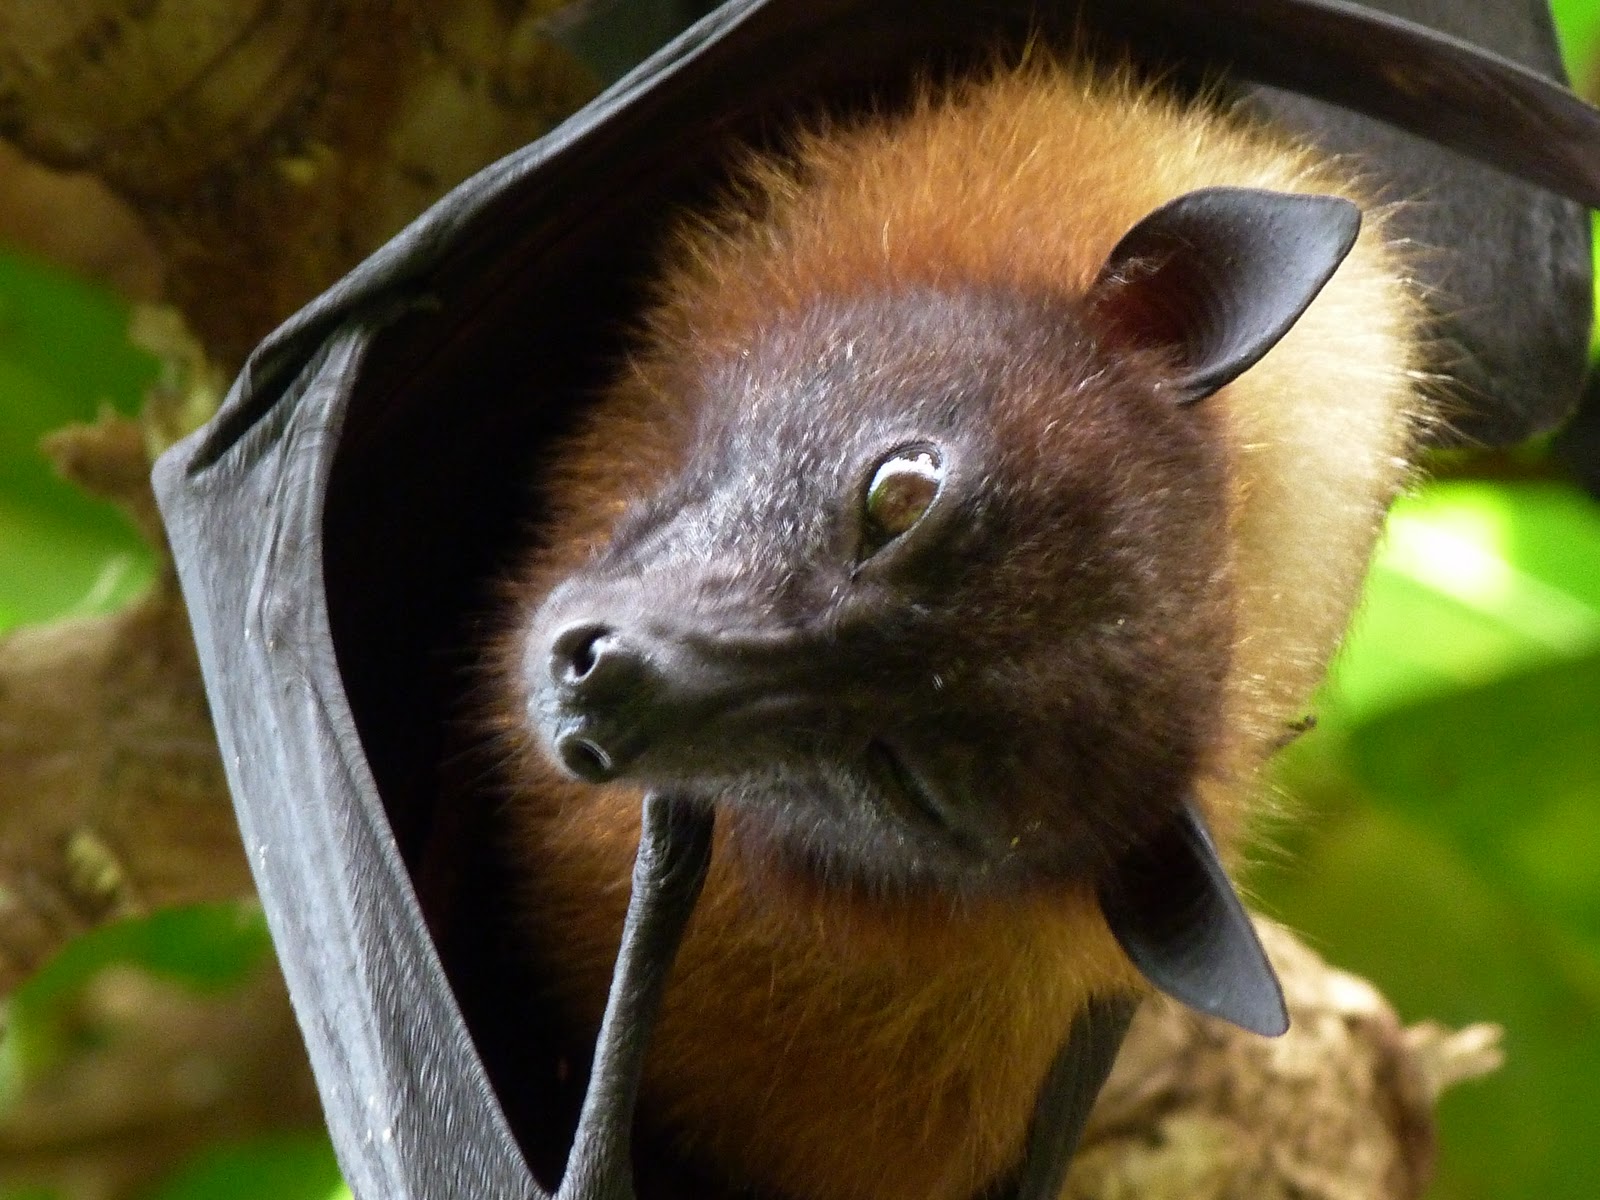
[0,495,156,630]
[0,254,154,427]
[1551,0,1600,355]
[1324,482,1600,721]
[0,250,159,634]
[1593,211,1600,357]
[1257,478,1600,1199]
[1351,653,1600,958]
[1551,0,1600,79]
[140,1132,345,1200]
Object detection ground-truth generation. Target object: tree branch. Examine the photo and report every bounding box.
[0,0,595,364]
[1070,922,1500,1200]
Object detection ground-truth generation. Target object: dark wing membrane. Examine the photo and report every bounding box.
[997,997,1140,1200]
[1142,0,1600,206]
[1238,0,1590,444]
[152,316,543,1200]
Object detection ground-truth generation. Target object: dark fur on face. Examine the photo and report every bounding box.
[524,284,1234,895]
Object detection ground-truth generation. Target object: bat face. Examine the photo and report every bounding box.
[523,283,1235,895]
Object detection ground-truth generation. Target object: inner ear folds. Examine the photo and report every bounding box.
[1086,187,1362,406]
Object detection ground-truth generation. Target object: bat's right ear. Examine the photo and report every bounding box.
[1086,187,1361,406]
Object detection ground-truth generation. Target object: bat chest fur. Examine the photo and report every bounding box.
[513,778,1135,1200]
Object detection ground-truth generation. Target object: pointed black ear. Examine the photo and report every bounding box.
[1087,187,1361,406]
[1097,799,1288,1037]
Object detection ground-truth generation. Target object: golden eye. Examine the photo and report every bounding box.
[864,446,944,550]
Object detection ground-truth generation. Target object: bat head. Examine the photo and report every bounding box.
[520,187,1358,900]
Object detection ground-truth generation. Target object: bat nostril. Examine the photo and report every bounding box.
[556,731,616,782]
[550,621,618,686]
[535,618,659,781]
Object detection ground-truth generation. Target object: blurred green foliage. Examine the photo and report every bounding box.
[1257,484,1600,1200]
[140,1135,345,1200]
[3,3,1600,1200]
[0,1133,347,1200]
[0,902,273,1106]
[0,252,156,634]
[1553,0,1600,77]
[1244,10,1600,1200]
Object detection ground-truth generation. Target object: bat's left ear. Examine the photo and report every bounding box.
[1086,187,1361,406]
[1097,800,1289,1037]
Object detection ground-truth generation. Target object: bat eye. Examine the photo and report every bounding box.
[863,445,944,554]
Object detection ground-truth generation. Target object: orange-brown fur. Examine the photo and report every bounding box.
[490,57,1427,1200]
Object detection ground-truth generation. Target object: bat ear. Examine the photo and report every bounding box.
[1097,799,1289,1037]
[1086,187,1361,406]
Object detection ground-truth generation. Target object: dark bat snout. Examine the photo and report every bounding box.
[528,581,841,789]
[536,618,660,782]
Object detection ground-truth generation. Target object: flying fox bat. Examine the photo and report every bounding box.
[148,2,1600,1199]
[491,56,1419,1200]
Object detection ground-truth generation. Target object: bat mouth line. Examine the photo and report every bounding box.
[864,739,948,834]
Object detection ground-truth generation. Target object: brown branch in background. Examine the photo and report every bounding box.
[0,316,323,1200]
[0,141,163,301]
[0,5,594,1191]
[0,0,596,365]
[0,588,244,992]
[1070,922,1502,1200]
[0,0,597,986]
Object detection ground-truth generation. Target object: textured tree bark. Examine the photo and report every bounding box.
[0,0,597,987]
[1069,923,1502,1200]
[0,394,327,1200]
[0,0,595,364]
[0,3,1502,1197]
[0,140,163,300]
[0,4,594,1192]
